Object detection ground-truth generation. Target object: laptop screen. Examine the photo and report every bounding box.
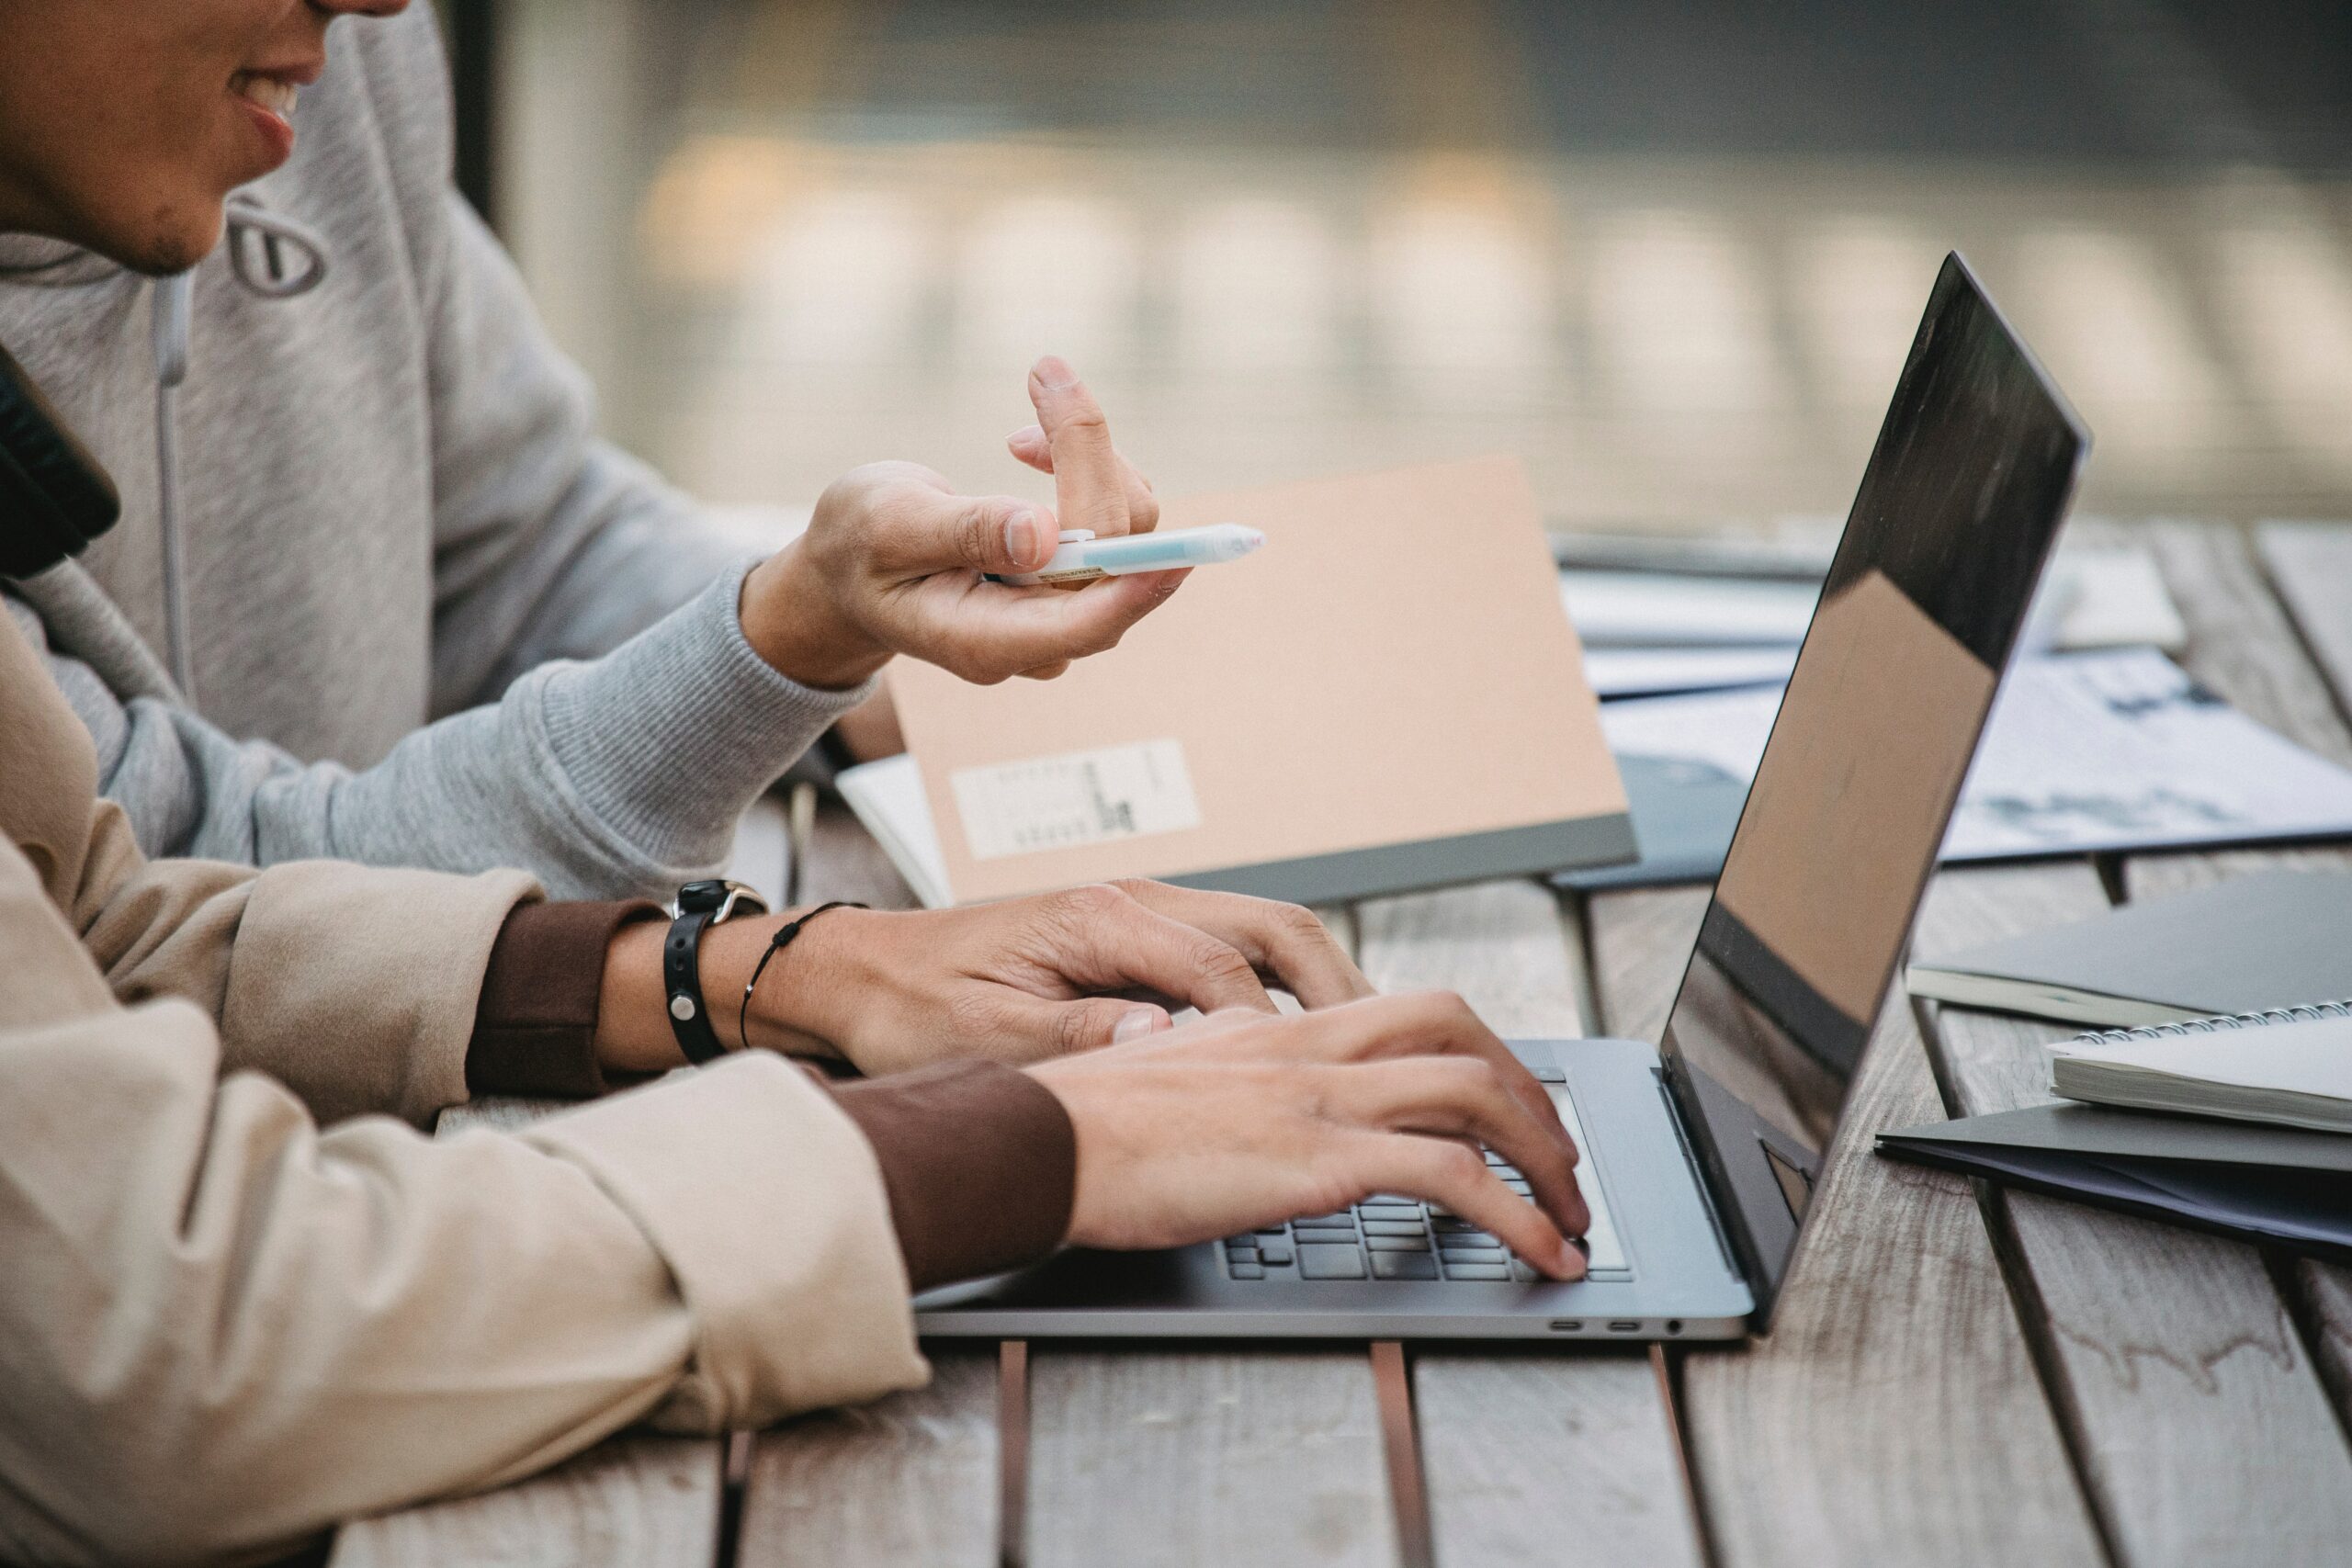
[1655,254,2086,1321]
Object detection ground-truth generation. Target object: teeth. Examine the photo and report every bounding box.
[232,73,298,118]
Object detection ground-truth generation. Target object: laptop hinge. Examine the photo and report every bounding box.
[1656,1066,1746,1285]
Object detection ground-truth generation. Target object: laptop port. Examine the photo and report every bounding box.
[1547,1319,1584,1333]
[1666,1319,1684,1336]
[1608,1320,1641,1333]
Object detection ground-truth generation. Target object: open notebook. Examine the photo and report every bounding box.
[841,457,1634,908]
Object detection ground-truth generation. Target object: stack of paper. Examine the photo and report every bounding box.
[1564,539,2188,703]
[1561,648,2352,891]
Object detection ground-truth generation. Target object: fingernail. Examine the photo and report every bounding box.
[1032,355,1080,390]
[1113,1009,1159,1043]
[1004,509,1039,568]
[1008,423,1046,447]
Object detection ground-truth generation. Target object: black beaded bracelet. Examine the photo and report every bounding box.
[738,900,868,1053]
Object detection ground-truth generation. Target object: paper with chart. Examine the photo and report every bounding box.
[1597,649,2352,863]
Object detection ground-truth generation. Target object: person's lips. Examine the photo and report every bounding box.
[232,72,300,118]
[228,69,308,166]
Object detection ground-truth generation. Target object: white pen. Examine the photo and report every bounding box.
[999,523,1266,587]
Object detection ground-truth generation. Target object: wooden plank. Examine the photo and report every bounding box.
[328,1436,722,1568]
[1588,883,2102,1567]
[1017,892,1397,1568]
[1407,1348,1700,1567]
[2256,520,2352,752]
[2143,519,2352,765]
[1917,863,2352,1564]
[2252,517,2352,1425]
[2154,518,2352,1447]
[1692,998,2105,1568]
[1025,1350,1397,1568]
[738,801,1001,1565]
[1352,878,1592,1035]
[1585,886,1710,1044]
[2122,848,2352,1428]
[736,1349,998,1568]
[1358,879,1707,1568]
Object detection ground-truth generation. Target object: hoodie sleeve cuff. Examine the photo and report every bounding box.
[517,1051,929,1429]
[532,558,876,876]
[830,1061,1077,1291]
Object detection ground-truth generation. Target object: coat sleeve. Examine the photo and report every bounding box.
[0,844,923,1568]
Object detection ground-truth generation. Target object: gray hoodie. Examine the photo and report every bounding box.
[0,6,865,900]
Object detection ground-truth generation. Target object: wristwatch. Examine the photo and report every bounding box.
[664,878,769,1065]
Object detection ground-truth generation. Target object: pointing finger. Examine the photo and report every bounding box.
[1008,420,1160,535]
[1027,357,1133,539]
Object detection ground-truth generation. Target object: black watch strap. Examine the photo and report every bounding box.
[664,880,767,1065]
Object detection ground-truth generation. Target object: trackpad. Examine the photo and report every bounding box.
[1546,1085,1629,1274]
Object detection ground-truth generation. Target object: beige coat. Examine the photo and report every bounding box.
[0,612,927,1566]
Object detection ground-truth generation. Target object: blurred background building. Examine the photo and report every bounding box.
[449,0,2352,532]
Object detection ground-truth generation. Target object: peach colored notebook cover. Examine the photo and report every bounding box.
[886,456,1633,905]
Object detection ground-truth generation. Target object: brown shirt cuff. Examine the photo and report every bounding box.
[830,1061,1077,1292]
[468,900,663,1100]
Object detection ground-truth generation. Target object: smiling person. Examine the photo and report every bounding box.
[0,2,1593,1562]
[0,0,1287,1080]
[0,0,1167,903]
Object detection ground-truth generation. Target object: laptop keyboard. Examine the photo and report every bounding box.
[1223,1084,1629,1282]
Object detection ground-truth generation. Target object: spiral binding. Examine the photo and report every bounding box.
[2075,998,2352,1047]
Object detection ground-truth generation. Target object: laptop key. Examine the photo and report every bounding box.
[1228,1261,1264,1280]
[1366,1234,1431,1252]
[1362,1220,1427,1237]
[1257,1242,1294,1267]
[1298,1244,1368,1280]
[1443,1261,1510,1280]
[1371,1252,1440,1280]
[1293,1215,1357,1231]
[1357,1203,1421,1221]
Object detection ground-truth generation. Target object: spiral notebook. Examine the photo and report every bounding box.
[1880,1007,2352,1263]
[2050,1006,2352,1134]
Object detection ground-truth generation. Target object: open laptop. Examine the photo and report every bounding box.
[917,253,2088,1341]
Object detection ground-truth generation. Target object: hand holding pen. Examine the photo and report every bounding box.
[737,355,1192,689]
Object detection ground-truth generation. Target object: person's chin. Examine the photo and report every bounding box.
[111,200,227,277]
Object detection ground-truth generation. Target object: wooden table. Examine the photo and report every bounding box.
[330,520,2352,1568]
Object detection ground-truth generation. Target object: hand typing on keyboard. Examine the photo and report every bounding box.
[1025,991,1590,1280]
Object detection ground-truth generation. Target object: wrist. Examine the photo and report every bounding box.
[739,547,891,692]
[594,917,688,1074]
[727,904,889,1056]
